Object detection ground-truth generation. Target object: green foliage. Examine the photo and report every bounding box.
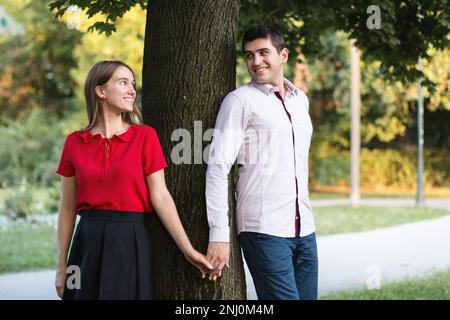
[422,149,450,187]
[70,6,146,102]
[0,110,69,188]
[49,0,146,35]
[2,184,61,218]
[305,31,449,149]
[49,1,449,83]
[311,151,349,186]
[360,148,416,187]
[3,187,34,219]
[418,48,450,111]
[0,0,81,119]
[310,146,450,189]
[239,0,449,84]
[360,148,450,188]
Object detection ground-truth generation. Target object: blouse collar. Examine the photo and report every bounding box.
[76,124,135,143]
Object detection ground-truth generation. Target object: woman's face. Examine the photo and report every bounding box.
[98,66,136,113]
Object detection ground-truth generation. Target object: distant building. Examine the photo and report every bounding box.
[0,6,24,36]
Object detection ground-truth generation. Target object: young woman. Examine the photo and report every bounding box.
[55,60,212,300]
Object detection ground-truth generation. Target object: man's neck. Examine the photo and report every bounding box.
[274,79,287,100]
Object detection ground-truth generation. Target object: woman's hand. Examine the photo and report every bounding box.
[184,249,214,279]
[55,265,67,299]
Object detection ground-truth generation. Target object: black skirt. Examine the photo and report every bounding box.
[63,209,154,300]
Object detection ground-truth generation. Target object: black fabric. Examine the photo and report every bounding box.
[63,209,153,300]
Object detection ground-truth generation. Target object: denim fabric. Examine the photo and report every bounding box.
[239,231,318,300]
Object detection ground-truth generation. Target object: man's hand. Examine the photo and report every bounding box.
[206,242,230,281]
[183,249,214,279]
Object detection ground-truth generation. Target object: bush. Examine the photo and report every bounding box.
[312,153,349,186]
[360,149,417,188]
[3,186,37,219]
[1,183,60,219]
[310,145,449,189]
[0,110,67,188]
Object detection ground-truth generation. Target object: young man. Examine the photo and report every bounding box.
[205,25,318,300]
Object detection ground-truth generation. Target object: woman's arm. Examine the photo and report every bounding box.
[55,176,77,298]
[146,170,213,276]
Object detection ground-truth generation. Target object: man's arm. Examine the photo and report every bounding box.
[205,93,247,281]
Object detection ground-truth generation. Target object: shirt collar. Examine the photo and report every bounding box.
[250,77,299,97]
[76,125,135,143]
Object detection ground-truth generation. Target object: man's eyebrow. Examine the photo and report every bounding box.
[244,48,271,54]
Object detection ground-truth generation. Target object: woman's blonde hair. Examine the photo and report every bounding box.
[82,60,143,131]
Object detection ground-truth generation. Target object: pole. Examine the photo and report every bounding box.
[350,39,361,207]
[416,57,424,205]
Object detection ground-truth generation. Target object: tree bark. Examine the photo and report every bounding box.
[142,0,245,299]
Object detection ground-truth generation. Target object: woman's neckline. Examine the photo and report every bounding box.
[89,124,133,139]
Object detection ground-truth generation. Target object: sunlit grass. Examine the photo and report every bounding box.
[321,269,450,300]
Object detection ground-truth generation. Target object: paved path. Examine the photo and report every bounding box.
[1,198,449,299]
[0,270,58,300]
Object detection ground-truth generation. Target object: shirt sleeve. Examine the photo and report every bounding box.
[143,126,168,176]
[56,135,75,177]
[205,93,248,243]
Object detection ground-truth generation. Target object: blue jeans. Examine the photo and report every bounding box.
[239,231,318,300]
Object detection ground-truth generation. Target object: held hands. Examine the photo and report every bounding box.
[184,249,214,278]
[206,242,230,281]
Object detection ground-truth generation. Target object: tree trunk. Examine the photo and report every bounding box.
[142,0,245,299]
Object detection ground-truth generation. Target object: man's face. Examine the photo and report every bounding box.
[244,37,288,86]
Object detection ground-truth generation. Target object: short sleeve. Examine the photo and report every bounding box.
[56,135,75,177]
[143,127,168,176]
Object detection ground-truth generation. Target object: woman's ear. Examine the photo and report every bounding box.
[95,86,106,100]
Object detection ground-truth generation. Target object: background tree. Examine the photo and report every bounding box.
[0,0,81,119]
[239,0,449,84]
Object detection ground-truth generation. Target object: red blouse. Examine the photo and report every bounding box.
[56,124,167,214]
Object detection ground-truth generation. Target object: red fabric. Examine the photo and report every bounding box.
[56,124,167,214]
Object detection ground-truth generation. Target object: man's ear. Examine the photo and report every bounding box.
[281,47,289,64]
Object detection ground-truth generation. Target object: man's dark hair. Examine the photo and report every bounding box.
[241,25,286,53]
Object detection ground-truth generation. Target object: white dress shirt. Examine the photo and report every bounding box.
[206,78,315,242]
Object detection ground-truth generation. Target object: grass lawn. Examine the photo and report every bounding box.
[321,268,450,299]
[0,224,56,274]
[1,205,448,274]
[314,205,450,236]
[309,192,349,199]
